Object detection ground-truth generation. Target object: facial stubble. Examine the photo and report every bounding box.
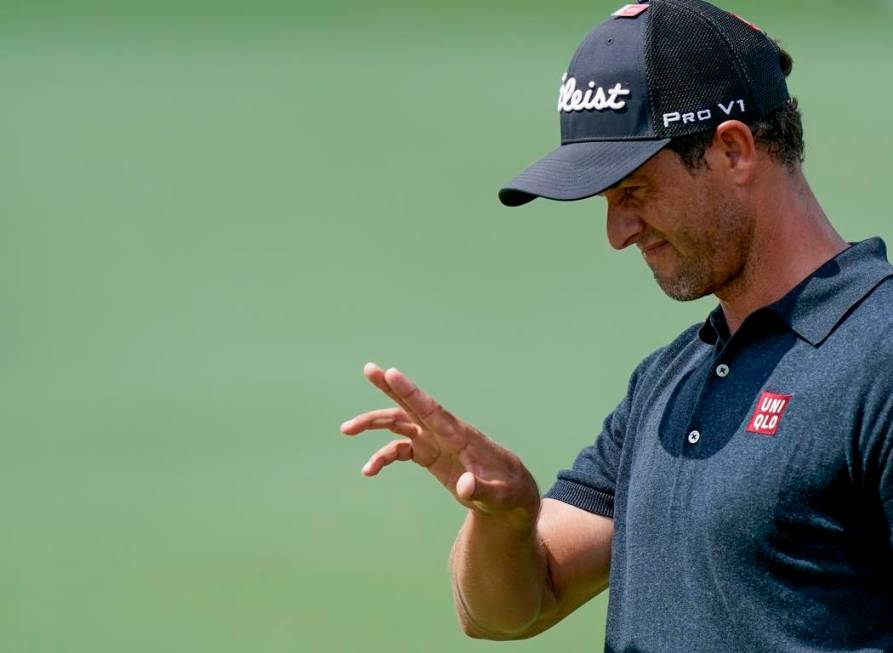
[650,194,754,302]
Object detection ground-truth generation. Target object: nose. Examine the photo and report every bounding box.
[605,197,645,250]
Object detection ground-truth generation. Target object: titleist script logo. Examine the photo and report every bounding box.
[557,73,630,113]
[663,99,746,128]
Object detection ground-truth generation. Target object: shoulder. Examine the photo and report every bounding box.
[853,279,893,374]
[836,275,893,359]
[853,275,893,331]
[814,276,893,434]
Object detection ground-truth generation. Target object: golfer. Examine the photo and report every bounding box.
[341,1,893,649]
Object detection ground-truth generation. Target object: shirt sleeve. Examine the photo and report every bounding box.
[544,352,656,519]
[881,459,893,550]
[855,340,893,550]
[868,385,893,550]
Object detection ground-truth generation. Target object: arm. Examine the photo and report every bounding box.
[341,363,612,640]
[458,350,657,638]
[450,498,613,640]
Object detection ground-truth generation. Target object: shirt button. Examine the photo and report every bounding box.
[716,364,730,378]
[688,430,701,444]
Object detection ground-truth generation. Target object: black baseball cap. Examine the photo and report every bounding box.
[498,0,790,207]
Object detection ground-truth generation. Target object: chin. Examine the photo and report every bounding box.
[653,274,713,302]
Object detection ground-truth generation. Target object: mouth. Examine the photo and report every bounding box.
[640,240,669,260]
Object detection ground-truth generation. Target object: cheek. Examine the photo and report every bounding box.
[653,191,706,240]
[680,178,727,226]
[640,167,722,240]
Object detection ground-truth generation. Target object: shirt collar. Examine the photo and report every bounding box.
[698,237,893,347]
[698,304,730,347]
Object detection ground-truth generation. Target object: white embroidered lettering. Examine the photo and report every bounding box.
[557,74,630,113]
[718,99,747,116]
[663,112,681,127]
[747,391,792,436]
[664,99,745,130]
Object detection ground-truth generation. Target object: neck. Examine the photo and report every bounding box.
[715,167,848,335]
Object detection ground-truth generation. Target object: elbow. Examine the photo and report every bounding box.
[459,625,529,641]
[457,614,493,639]
[457,614,536,641]
[460,622,493,640]
[451,576,551,640]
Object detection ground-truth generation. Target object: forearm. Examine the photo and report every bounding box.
[449,502,556,638]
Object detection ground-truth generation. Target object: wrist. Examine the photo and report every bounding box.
[470,497,541,534]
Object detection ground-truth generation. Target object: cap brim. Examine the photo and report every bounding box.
[498,139,671,207]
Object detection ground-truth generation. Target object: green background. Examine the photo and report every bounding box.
[2,1,891,650]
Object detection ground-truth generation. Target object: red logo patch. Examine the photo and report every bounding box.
[612,4,649,18]
[729,12,763,33]
[746,391,792,436]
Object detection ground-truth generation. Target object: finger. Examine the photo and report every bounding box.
[341,408,415,436]
[383,367,460,436]
[363,362,407,409]
[363,362,444,436]
[363,363,465,451]
[347,418,421,440]
[362,439,414,477]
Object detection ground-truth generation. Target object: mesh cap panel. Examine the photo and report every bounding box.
[708,6,788,115]
[645,0,789,137]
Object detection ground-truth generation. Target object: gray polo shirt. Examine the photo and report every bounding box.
[546,237,893,652]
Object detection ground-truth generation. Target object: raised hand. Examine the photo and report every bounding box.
[341,363,540,520]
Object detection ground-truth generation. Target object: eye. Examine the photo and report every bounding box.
[601,183,644,206]
[620,185,644,202]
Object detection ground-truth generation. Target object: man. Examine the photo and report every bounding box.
[341,0,893,650]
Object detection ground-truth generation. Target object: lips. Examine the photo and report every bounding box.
[641,240,669,258]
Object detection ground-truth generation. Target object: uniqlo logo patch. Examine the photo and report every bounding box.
[746,391,792,436]
[613,4,649,18]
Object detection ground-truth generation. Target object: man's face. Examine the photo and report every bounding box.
[600,148,755,301]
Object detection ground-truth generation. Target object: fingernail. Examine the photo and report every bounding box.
[341,420,353,431]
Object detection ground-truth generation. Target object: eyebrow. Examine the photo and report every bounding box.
[601,175,645,194]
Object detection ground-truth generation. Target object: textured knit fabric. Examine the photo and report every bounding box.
[545,238,893,652]
[644,0,789,136]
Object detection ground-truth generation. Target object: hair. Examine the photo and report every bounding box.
[665,42,804,171]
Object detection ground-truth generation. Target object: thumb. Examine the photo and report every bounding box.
[456,470,540,522]
[455,471,503,508]
[455,471,477,502]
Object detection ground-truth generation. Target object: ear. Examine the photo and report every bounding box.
[707,120,757,185]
